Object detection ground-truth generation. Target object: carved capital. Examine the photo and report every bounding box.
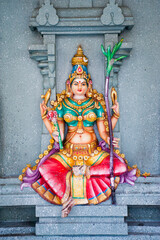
[36,0,59,26]
[101,0,124,25]
[29,42,56,90]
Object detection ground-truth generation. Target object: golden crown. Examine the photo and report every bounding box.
[69,46,90,84]
[72,45,88,66]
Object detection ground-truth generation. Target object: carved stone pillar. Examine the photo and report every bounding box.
[29,0,59,150]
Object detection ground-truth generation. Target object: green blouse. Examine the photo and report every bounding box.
[56,97,105,127]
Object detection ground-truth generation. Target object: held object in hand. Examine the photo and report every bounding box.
[101,39,127,204]
[41,88,51,105]
[111,87,117,105]
[47,110,63,150]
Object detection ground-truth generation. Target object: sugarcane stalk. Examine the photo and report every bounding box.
[101,39,127,204]
[105,74,116,204]
[55,121,63,149]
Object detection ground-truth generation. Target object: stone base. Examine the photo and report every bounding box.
[0,177,159,238]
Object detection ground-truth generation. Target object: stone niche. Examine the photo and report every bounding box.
[0,0,159,239]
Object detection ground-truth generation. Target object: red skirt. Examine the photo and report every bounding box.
[32,156,127,205]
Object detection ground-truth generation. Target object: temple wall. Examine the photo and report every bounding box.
[119,0,160,174]
[0,0,159,177]
[0,0,159,238]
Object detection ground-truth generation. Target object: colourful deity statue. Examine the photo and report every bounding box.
[20,46,138,217]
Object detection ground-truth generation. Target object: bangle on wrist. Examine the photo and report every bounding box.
[113,113,119,119]
[113,110,120,119]
[42,115,47,120]
[52,125,56,131]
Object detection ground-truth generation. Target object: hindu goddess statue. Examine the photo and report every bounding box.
[20,46,128,217]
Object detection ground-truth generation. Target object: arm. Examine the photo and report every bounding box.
[40,101,65,141]
[97,99,120,147]
[111,99,120,130]
[97,120,109,143]
[97,119,119,148]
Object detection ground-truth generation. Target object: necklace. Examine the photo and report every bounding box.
[70,97,89,105]
[65,98,94,112]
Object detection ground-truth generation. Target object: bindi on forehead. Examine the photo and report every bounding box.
[74,79,86,84]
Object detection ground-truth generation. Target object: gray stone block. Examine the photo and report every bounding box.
[0,194,47,206]
[69,0,92,8]
[93,0,108,8]
[52,0,69,8]
[0,223,35,236]
[39,216,125,223]
[36,205,128,217]
[115,194,160,206]
[0,235,160,240]
[93,0,122,8]
[128,226,160,234]
[57,8,102,18]
[116,183,159,194]
[36,222,128,235]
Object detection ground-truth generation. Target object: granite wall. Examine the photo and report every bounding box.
[0,0,159,238]
[0,0,159,178]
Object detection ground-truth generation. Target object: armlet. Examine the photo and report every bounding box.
[57,117,63,121]
[96,116,105,121]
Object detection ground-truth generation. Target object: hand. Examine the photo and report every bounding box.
[111,100,119,115]
[52,131,59,142]
[40,100,48,117]
[107,137,120,148]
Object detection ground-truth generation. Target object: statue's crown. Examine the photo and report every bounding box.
[72,45,88,66]
[69,46,90,84]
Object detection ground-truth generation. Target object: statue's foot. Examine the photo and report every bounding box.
[61,197,74,218]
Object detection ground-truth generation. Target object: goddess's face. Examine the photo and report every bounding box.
[71,79,88,96]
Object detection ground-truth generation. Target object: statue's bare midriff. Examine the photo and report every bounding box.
[65,126,97,144]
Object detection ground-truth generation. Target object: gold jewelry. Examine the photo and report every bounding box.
[41,88,51,105]
[84,156,89,161]
[70,97,89,104]
[83,126,94,133]
[69,46,90,84]
[113,111,120,119]
[69,71,89,84]
[113,114,119,119]
[42,115,47,120]
[65,98,94,111]
[52,125,56,131]
[87,92,92,98]
[85,112,97,122]
[66,92,72,97]
[111,87,117,105]
[97,147,102,151]
[73,156,77,160]
[72,46,88,67]
[94,150,98,155]
[62,101,79,115]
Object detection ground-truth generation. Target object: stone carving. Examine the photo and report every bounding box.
[20,46,139,219]
[101,0,124,25]
[36,0,59,26]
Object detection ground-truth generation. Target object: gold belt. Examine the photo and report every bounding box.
[64,140,98,156]
[61,140,103,165]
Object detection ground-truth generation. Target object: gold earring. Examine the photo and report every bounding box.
[66,92,72,97]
